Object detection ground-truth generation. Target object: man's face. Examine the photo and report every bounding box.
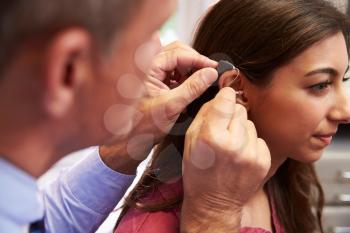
[80,0,177,145]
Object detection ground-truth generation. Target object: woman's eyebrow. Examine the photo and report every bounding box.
[305,67,338,77]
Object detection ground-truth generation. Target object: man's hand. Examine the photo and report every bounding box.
[181,88,271,232]
[100,42,218,174]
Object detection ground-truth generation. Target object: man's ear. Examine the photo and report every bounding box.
[43,28,92,118]
[218,69,249,109]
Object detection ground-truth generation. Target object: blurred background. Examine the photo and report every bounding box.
[38,1,350,233]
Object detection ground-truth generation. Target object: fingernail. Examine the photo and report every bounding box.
[201,55,218,67]
[210,59,219,66]
[201,68,218,85]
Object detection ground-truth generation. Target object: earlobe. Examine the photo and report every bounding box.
[236,92,249,110]
[43,28,91,118]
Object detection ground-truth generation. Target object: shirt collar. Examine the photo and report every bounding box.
[0,158,44,225]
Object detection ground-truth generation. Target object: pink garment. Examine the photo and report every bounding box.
[115,179,284,233]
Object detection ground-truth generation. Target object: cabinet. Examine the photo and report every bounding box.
[315,125,350,233]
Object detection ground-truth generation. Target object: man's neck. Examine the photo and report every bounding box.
[0,124,59,178]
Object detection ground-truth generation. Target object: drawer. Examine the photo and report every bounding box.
[326,226,350,233]
[323,206,350,233]
[315,150,350,183]
[322,183,350,205]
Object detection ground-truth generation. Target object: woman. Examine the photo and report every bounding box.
[114,0,350,232]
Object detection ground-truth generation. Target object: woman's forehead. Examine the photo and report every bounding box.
[275,32,348,77]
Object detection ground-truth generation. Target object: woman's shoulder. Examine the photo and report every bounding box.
[115,209,273,233]
[114,179,182,233]
[240,227,272,233]
[114,207,180,233]
[115,179,283,233]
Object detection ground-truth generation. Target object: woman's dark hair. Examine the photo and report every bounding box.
[116,0,350,232]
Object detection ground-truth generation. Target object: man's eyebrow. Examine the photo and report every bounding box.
[305,67,338,77]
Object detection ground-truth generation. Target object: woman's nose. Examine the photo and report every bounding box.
[329,86,350,124]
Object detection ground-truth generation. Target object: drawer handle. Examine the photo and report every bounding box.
[339,171,350,182]
[331,227,350,233]
[336,194,350,204]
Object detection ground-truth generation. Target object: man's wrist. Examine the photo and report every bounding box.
[99,132,156,175]
[99,144,141,175]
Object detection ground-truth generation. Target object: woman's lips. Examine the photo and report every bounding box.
[312,135,333,146]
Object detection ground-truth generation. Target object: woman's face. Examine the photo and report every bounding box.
[246,32,350,163]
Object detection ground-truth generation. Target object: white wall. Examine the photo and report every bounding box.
[330,0,349,12]
[174,0,219,44]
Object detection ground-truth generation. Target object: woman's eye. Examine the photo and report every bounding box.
[309,81,332,93]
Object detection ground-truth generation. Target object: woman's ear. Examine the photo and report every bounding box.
[218,69,249,109]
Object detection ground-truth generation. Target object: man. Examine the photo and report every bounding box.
[0,1,271,233]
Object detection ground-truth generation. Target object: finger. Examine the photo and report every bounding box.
[256,138,272,181]
[228,104,248,132]
[243,120,258,155]
[229,120,258,168]
[163,68,218,118]
[204,87,237,131]
[162,41,198,54]
[184,103,211,163]
[150,49,218,82]
[186,102,211,137]
[256,138,271,167]
[150,31,163,53]
[162,44,212,79]
[245,120,258,144]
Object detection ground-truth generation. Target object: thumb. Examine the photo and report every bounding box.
[165,67,218,118]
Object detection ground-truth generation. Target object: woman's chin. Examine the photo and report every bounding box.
[292,148,325,163]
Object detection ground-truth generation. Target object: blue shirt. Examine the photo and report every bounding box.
[0,149,135,233]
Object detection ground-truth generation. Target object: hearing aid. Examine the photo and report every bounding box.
[186,59,244,120]
[216,60,244,97]
[216,60,235,77]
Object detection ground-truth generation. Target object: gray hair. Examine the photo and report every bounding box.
[0,0,139,75]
